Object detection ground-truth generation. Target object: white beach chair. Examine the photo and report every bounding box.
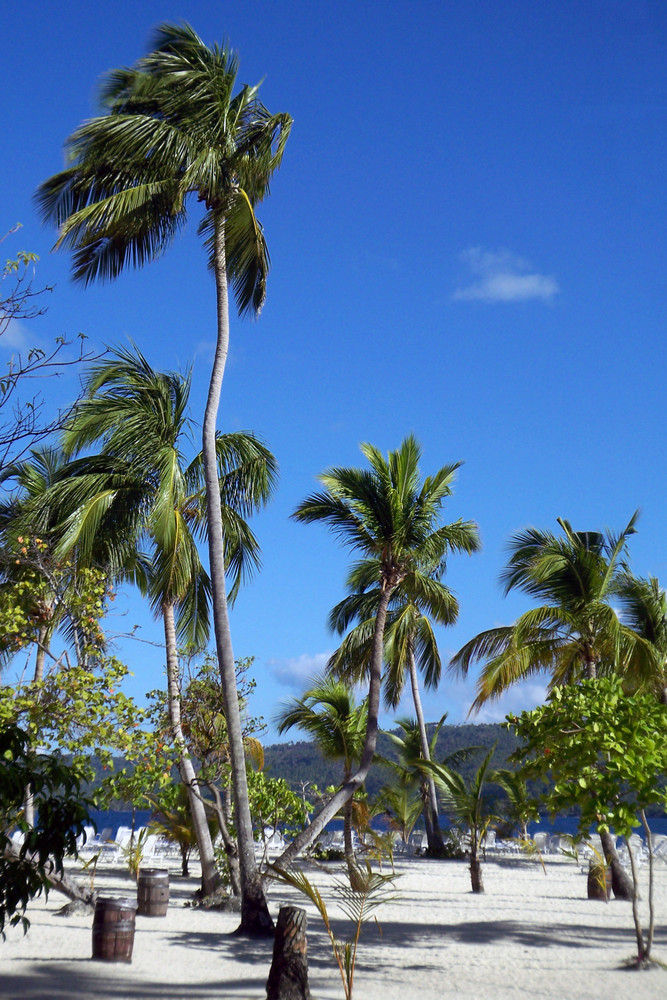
[408,831,425,855]
[650,834,667,862]
[531,831,549,855]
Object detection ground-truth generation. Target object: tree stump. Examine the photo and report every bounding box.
[266,905,311,1000]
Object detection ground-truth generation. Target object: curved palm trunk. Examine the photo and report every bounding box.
[163,602,220,897]
[202,216,272,936]
[275,585,394,868]
[407,643,444,853]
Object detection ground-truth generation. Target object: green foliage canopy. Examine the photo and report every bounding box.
[508,676,667,838]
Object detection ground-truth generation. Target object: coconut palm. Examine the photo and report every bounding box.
[276,435,478,866]
[275,677,367,875]
[616,574,667,704]
[41,345,276,899]
[450,513,643,898]
[327,542,479,853]
[36,22,291,934]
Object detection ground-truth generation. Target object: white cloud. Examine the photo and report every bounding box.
[268,651,334,689]
[453,247,559,304]
[473,680,549,724]
[0,319,34,351]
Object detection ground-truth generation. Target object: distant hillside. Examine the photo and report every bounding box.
[263,721,519,800]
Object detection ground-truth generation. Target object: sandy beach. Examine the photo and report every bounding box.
[1,852,665,1000]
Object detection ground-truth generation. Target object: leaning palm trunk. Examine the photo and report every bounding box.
[276,586,394,868]
[201,217,272,935]
[407,645,444,853]
[163,602,220,897]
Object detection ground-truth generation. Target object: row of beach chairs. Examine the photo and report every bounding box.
[76,825,183,865]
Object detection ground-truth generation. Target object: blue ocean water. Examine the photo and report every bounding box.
[89,807,667,843]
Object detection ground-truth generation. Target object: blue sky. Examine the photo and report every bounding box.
[3,1,667,741]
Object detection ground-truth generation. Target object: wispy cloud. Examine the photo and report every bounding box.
[453,248,559,304]
[0,320,35,351]
[268,651,334,689]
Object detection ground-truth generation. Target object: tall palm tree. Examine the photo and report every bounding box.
[36,22,291,934]
[275,676,367,875]
[327,542,479,853]
[276,435,478,865]
[42,345,277,899]
[450,513,643,898]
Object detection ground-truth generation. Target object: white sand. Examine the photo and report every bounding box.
[0,853,665,999]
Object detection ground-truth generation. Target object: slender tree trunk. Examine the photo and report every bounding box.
[162,602,220,897]
[469,843,484,893]
[275,584,394,868]
[407,644,444,853]
[24,626,50,829]
[625,837,646,966]
[640,810,655,962]
[203,215,272,936]
[34,625,48,683]
[342,794,357,880]
[204,780,242,898]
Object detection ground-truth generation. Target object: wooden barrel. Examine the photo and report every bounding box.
[137,867,170,917]
[92,897,136,963]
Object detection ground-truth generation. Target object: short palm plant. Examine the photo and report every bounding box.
[425,747,499,893]
[268,862,399,1000]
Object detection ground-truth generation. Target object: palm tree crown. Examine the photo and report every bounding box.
[450,512,642,710]
[275,677,368,779]
[49,344,276,634]
[35,22,291,307]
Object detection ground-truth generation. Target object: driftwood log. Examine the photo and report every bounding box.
[3,842,96,907]
[266,905,311,1000]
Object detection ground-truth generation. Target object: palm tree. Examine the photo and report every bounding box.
[327,542,479,853]
[276,435,478,866]
[36,22,291,934]
[616,574,667,704]
[450,513,643,898]
[376,715,449,850]
[42,345,277,900]
[426,748,498,893]
[275,677,367,876]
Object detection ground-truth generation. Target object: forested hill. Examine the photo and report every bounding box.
[263,721,518,800]
[79,722,518,805]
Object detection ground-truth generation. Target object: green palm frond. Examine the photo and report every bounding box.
[274,676,368,774]
[36,21,292,300]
